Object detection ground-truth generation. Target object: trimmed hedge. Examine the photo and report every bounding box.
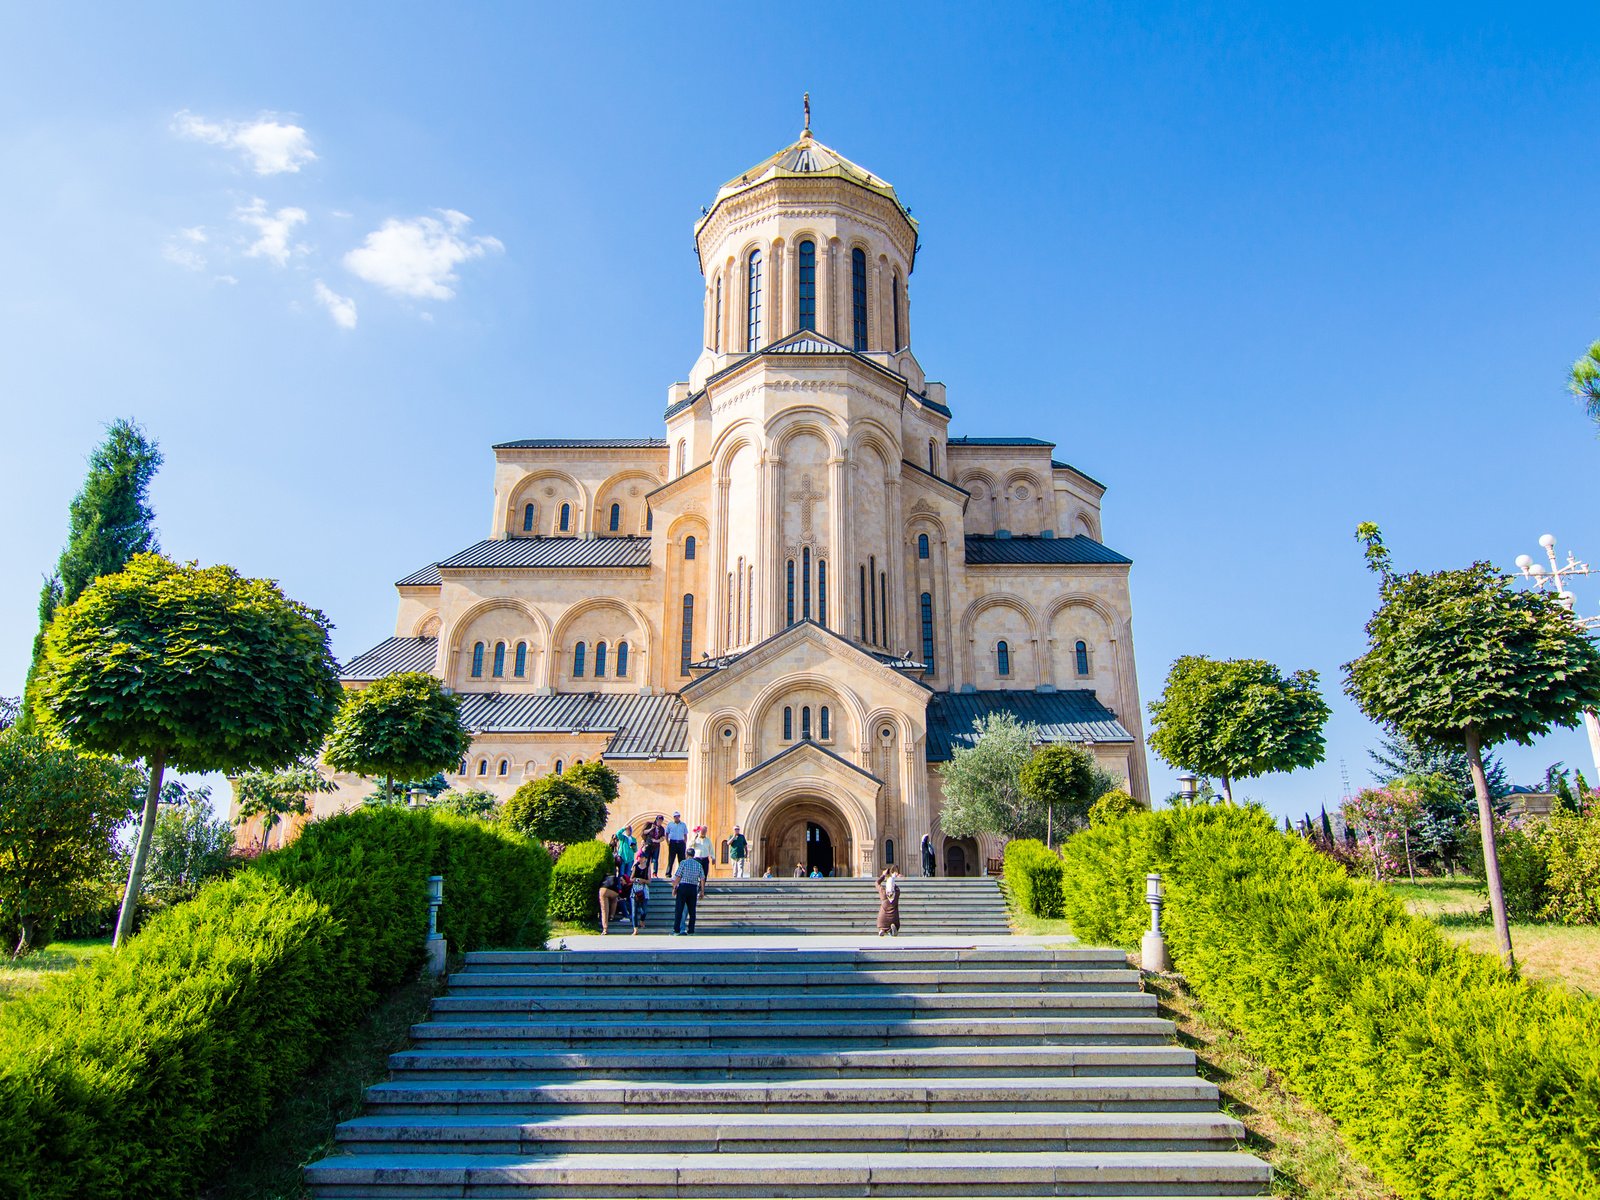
[1058,804,1600,1200]
[550,840,614,926]
[0,806,551,1200]
[1002,838,1065,918]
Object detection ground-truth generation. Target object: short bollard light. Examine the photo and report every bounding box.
[425,875,447,977]
[1141,871,1172,973]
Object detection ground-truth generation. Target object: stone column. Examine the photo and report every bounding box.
[828,452,849,634]
[713,475,731,653]
[886,473,904,653]
[818,241,834,341]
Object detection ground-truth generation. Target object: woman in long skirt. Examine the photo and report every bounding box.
[876,865,901,936]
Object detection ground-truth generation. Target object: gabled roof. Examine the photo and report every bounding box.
[493,438,667,450]
[965,534,1131,566]
[397,537,652,585]
[341,636,438,681]
[455,692,688,759]
[926,690,1134,760]
[730,738,881,789]
[684,619,928,691]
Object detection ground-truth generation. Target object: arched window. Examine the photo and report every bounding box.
[573,641,586,678]
[918,533,930,559]
[786,559,796,626]
[820,705,830,740]
[684,535,696,560]
[818,558,828,628]
[559,503,571,532]
[498,758,508,776]
[746,248,763,350]
[997,640,1011,677]
[514,642,527,677]
[920,592,936,673]
[885,838,895,865]
[851,247,868,351]
[677,439,687,476]
[609,502,621,532]
[713,276,722,352]
[476,759,487,776]
[797,239,816,331]
[554,759,563,775]
[522,502,535,532]
[869,555,878,645]
[801,706,812,741]
[471,642,485,677]
[646,508,652,531]
[1076,640,1090,676]
[880,571,888,647]
[801,547,811,621]
[492,641,506,677]
[594,641,608,677]
[893,271,903,350]
[616,641,629,677]
[783,706,793,740]
[859,565,868,641]
[458,758,467,775]
[928,439,936,474]
[680,594,694,673]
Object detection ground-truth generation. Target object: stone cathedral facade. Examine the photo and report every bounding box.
[319,124,1149,878]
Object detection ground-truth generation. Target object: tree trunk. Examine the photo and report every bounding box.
[114,750,166,948]
[1403,824,1415,883]
[14,915,38,959]
[1464,728,1515,971]
[1220,774,1233,804]
[385,773,394,804]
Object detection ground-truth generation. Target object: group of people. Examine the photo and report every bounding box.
[598,811,751,935]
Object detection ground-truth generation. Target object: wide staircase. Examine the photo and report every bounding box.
[626,876,1011,936]
[306,946,1270,1197]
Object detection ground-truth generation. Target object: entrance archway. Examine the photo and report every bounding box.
[758,796,853,877]
[944,836,979,877]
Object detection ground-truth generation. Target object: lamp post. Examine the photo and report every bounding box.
[1176,773,1199,804]
[1513,533,1600,780]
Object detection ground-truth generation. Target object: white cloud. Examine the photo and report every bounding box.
[237,198,308,266]
[214,274,239,285]
[314,280,358,329]
[162,226,208,271]
[342,209,503,300]
[173,110,317,175]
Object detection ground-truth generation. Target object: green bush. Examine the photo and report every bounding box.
[0,805,550,1199]
[1057,804,1600,1200]
[1542,811,1600,923]
[502,776,607,844]
[1002,838,1065,918]
[1088,787,1140,826]
[550,840,613,926]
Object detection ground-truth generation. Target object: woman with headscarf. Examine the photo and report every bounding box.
[876,865,902,936]
[921,834,936,877]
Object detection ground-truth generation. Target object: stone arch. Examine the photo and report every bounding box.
[1075,511,1099,540]
[745,782,876,877]
[552,597,653,666]
[748,672,866,755]
[1046,594,1119,688]
[709,420,763,476]
[960,592,1041,684]
[772,412,845,460]
[593,468,661,536]
[411,609,443,638]
[446,597,550,688]
[505,469,588,536]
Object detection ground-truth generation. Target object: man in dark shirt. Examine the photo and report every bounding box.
[670,852,705,935]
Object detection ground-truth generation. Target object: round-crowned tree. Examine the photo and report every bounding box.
[324,672,473,803]
[33,553,342,946]
[502,776,608,845]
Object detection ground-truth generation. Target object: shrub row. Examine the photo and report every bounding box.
[1462,810,1600,924]
[0,805,551,1200]
[549,840,614,927]
[1058,804,1600,1200]
[1002,838,1065,918]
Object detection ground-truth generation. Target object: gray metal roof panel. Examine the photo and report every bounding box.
[455,691,688,758]
[926,690,1134,760]
[909,389,952,418]
[493,438,668,450]
[965,534,1131,566]
[437,537,653,570]
[396,563,443,587]
[340,636,438,681]
[948,437,1055,448]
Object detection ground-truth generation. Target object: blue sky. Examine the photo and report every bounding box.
[3,3,1598,820]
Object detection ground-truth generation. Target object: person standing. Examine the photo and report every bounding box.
[876,865,902,936]
[644,816,666,870]
[921,834,937,877]
[665,811,689,873]
[598,867,628,935]
[728,825,749,878]
[670,850,705,935]
[615,825,637,870]
[630,849,652,934]
[692,825,714,865]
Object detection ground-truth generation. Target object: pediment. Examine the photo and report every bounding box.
[730,738,881,795]
[682,620,929,707]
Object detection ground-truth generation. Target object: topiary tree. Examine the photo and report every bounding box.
[1018,742,1113,844]
[502,776,608,845]
[563,760,620,807]
[1343,523,1600,967]
[1088,788,1141,826]
[324,672,473,803]
[233,757,336,851]
[1147,654,1331,801]
[33,553,343,946]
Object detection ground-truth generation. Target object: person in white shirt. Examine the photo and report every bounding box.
[692,825,714,864]
[665,812,689,873]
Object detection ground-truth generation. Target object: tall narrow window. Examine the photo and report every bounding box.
[514,642,527,677]
[859,565,867,640]
[498,759,508,776]
[892,270,903,349]
[746,248,763,351]
[736,557,745,644]
[522,503,535,532]
[685,535,696,560]
[1076,640,1090,676]
[680,594,695,672]
[801,547,811,620]
[573,642,586,678]
[609,503,621,532]
[918,533,930,559]
[786,559,795,626]
[797,240,816,331]
[801,706,812,741]
[869,556,878,645]
[554,760,563,775]
[818,558,828,628]
[880,572,888,647]
[595,641,608,677]
[646,508,652,532]
[559,503,571,532]
[726,573,734,646]
[492,641,506,677]
[851,248,868,350]
[471,642,484,678]
[885,838,895,865]
[928,440,936,474]
[677,440,687,476]
[616,641,629,677]
[713,275,723,351]
[997,640,1011,677]
[920,592,935,674]
[820,705,830,740]
[477,759,487,776]
[783,706,793,740]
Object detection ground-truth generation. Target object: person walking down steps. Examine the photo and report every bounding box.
[629,849,652,935]
[665,812,688,873]
[670,850,705,935]
[877,864,902,936]
[921,833,937,877]
[728,825,748,878]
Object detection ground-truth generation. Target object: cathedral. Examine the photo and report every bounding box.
[322,119,1149,878]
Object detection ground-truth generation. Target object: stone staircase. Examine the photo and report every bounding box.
[306,946,1270,1197]
[622,877,1012,936]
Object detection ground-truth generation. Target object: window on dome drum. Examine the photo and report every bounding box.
[859,565,867,640]
[818,558,828,627]
[498,759,508,776]
[801,706,812,741]
[493,641,506,677]
[471,642,484,678]
[522,503,535,532]
[820,705,830,740]
[880,570,888,648]
[801,548,811,620]
[573,642,586,678]
[684,535,696,560]
[885,838,895,865]
[680,594,694,672]
[1076,640,1090,676]
[616,641,629,677]
[997,640,1011,677]
[786,559,795,626]
[746,249,763,351]
[893,271,903,350]
[798,240,816,331]
[477,759,487,776]
[783,706,793,740]
[514,642,527,677]
[595,641,608,677]
[713,276,722,351]
[559,503,570,532]
[920,592,935,673]
[918,533,929,559]
[609,503,620,532]
[869,556,878,645]
[851,248,868,350]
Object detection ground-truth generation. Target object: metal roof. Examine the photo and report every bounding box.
[948,437,1055,448]
[910,389,952,418]
[925,690,1134,760]
[492,438,668,450]
[455,691,688,758]
[1049,460,1108,489]
[767,334,850,355]
[340,636,438,680]
[965,534,1131,566]
[397,563,444,587]
[439,537,653,571]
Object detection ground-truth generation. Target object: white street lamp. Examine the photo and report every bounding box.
[1513,532,1600,780]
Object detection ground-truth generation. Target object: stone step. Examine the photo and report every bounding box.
[304,1149,1272,1197]
[332,1110,1247,1154]
[387,1044,1201,1081]
[362,1075,1225,1116]
[444,968,1140,994]
[430,991,1153,1017]
[462,948,1126,968]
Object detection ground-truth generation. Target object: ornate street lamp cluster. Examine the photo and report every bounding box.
[1513,533,1600,778]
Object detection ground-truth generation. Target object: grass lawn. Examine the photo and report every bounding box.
[0,937,112,1004]
[1385,876,1600,997]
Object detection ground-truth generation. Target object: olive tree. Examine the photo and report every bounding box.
[938,712,1042,841]
[1343,523,1600,967]
[323,672,473,802]
[33,554,342,946]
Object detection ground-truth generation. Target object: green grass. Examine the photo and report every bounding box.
[0,937,112,1004]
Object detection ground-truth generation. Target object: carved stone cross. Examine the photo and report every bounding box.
[794,473,825,535]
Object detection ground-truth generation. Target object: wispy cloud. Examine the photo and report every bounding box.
[162,225,208,271]
[173,110,317,175]
[343,209,502,300]
[314,280,358,329]
[237,198,308,266]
